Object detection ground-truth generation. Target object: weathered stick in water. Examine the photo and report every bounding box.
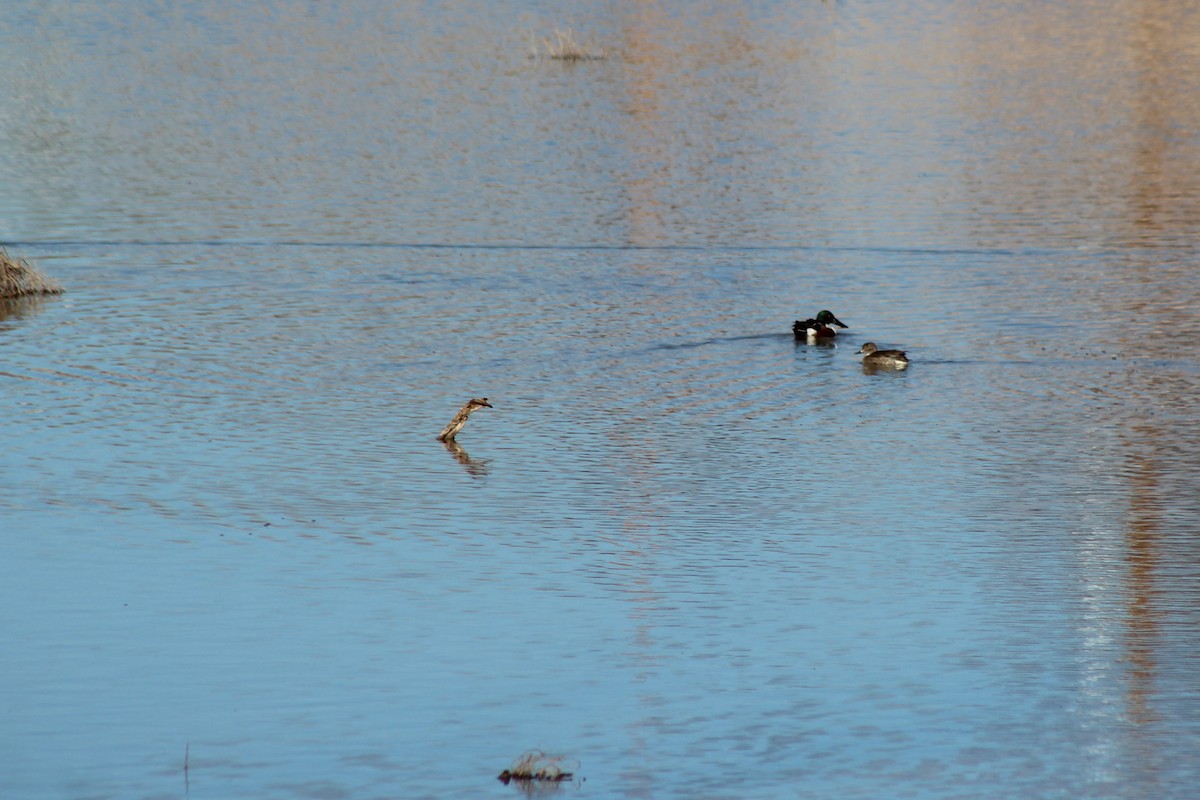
[436,397,493,442]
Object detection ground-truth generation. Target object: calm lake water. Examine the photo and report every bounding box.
[3,2,1200,798]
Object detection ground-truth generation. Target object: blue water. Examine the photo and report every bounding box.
[3,3,1200,799]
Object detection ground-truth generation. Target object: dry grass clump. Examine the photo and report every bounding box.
[1,249,63,298]
[532,28,607,61]
[497,750,578,784]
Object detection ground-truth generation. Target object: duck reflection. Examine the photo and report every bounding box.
[442,438,490,479]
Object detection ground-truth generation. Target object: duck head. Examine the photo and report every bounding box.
[815,310,848,329]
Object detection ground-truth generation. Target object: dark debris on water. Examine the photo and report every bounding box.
[497,750,577,785]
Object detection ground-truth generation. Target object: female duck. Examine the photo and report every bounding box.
[792,310,849,341]
[857,342,909,369]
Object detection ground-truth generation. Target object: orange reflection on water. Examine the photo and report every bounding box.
[1122,424,1162,728]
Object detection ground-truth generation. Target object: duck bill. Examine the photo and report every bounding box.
[830,316,848,328]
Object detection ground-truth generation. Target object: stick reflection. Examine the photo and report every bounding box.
[442,438,489,479]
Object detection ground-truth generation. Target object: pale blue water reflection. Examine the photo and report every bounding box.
[3,2,1200,799]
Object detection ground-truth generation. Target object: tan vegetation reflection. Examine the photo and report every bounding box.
[612,6,774,249]
[1121,425,1163,727]
[0,295,57,323]
[961,1,1200,247]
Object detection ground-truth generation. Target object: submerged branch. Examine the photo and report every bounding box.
[436,397,493,442]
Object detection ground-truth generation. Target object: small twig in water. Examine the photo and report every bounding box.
[498,750,578,784]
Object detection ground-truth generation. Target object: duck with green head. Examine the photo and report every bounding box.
[792,310,848,341]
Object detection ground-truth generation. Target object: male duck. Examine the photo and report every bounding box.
[792,310,849,341]
[857,342,909,369]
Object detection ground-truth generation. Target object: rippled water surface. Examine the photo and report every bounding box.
[3,2,1200,798]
